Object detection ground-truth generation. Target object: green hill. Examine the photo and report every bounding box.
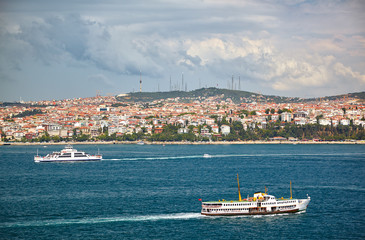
[116,88,299,103]
[115,88,365,103]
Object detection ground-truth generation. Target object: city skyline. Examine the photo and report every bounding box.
[1,0,365,101]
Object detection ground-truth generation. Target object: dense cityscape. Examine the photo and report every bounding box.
[1,91,364,144]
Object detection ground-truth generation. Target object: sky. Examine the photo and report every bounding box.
[0,0,365,101]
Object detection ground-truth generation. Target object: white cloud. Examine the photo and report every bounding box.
[186,37,272,66]
[334,62,365,83]
[0,0,364,100]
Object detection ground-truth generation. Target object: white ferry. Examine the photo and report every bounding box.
[34,145,102,163]
[201,175,310,216]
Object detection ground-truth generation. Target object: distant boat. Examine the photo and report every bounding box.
[137,141,145,145]
[203,154,212,158]
[200,175,310,216]
[34,145,102,163]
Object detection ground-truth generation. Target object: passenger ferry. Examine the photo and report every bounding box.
[34,145,102,163]
[201,175,310,216]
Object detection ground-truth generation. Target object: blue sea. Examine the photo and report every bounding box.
[0,144,364,239]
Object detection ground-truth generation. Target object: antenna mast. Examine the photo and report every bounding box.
[232,75,234,90]
[239,75,241,90]
[139,69,142,93]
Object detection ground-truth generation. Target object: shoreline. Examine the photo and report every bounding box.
[1,140,364,146]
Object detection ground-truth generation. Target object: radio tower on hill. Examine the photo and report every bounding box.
[239,75,241,90]
[139,69,142,93]
[232,75,234,90]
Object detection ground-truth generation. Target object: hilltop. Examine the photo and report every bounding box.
[116,88,365,103]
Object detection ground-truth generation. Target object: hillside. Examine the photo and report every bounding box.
[116,88,298,103]
[305,92,365,102]
[116,88,365,103]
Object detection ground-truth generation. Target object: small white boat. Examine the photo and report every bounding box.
[137,141,145,145]
[203,154,212,158]
[201,175,310,216]
[34,145,102,163]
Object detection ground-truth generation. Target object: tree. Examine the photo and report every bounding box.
[219,117,229,126]
[240,109,249,116]
[232,121,243,131]
[39,132,51,142]
[1,131,6,141]
[75,134,90,142]
[316,114,323,124]
[51,135,61,142]
[250,111,257,115]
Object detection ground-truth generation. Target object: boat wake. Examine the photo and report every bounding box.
[1,213,203,228]
[103,155,204,161]
[102,152,362,162]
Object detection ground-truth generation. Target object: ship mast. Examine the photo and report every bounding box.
[237,174,242,201]
[290,180,292,199]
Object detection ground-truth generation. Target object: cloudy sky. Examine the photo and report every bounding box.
[1,0,364,101]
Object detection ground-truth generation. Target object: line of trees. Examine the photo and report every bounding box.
[224,120,364,141]
[5,119,364,143]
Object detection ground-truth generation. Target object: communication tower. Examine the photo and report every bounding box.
[232,75,234,90]
[239,75,241,90]
[139,69,142,93]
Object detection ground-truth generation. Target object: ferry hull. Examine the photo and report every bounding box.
[34,155,102,163]
[201,208,301,216]
[34,158,102,163]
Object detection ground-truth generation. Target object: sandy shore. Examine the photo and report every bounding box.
[2,140,364,146]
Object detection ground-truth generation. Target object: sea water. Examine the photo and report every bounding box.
[0,144,364,239]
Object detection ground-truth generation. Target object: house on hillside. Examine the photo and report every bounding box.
[281,112,292,122]
[201,127,211,138]
[154,127,163,134]
[221,125,230,135]
[178,128,189,134]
